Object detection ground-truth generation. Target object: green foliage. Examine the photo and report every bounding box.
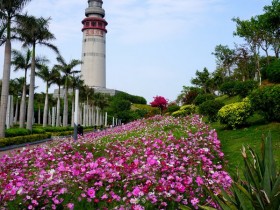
[166,103,180,114]
[234,80,258,98]
[114,91,147,104]
[42,126,73,132]
[172,105,196,117]
[199,100,224,122]
[0,134,51,147]
[5,128,31,137]
[191,67,213,93]
[249,85,280,122]
[201,133,280,210]
[266,58,280,83]
[218,98,252,129]
[31,128,46,134]
[177,86,203,105]
[220,81,238,96]
[194,93,215,105]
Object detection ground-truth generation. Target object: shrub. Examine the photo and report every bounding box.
[5,128,31,137]
[199,100,224,122]
[267,58,280,83]
[172,105,196,117]
[32,128,46,134]
[194,94,215,105]
[218,98,252,129]
[249,85,280,122]
[234,80,258,98]
[166,103,180,114]
[0,134,51,147]
[220,81,238,96]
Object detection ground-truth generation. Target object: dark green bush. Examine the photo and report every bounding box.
[198,100,224,122]
[5,128,31,137]
[249,85,280,122]
[166,103,180,113]
[42,126,72,132]
[220,81,238,96]
[194,94,215,105]
[32,128,46,134]
[267,59,280,83]
[234,80,258,98]
[0,134,51,147]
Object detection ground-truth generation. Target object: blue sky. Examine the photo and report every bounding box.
[0,0,272,103]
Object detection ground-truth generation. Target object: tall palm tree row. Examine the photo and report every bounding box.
[36,65,59,127]
[11,48,48,127]
[0,0,32,137]
[15,14,59,130]
[54,54,82,127]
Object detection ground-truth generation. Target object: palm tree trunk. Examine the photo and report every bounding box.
[26,44,36,130]
[14,98,19,124]
[38,105,41,124]
[71,95,74,127]
[56,86,61,127]
[43,84,49,127]
[0,39,12,137]
[19,82,26,128]
[63,86,68,127]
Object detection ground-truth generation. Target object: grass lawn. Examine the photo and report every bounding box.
[211,121,280,176]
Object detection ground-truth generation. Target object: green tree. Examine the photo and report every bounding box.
[212,44,235,77]
[191,67,213,94]
[15,15,59,130]
[11,48,48,127]
[0,0,31,137]
[36,65,59,127]
[54,54,82,126]
[233,17,262,85]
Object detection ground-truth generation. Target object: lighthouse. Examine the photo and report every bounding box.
[81,0,107,88]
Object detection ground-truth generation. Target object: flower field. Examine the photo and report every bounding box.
[0,115,232,209]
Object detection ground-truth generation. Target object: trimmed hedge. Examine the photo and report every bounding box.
[5,128,31,137]
[218,98,252,129]
[0,133,51,147]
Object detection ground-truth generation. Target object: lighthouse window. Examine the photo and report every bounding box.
[91,21,96,26]
[98,22,102,27]
[85,22,89,26]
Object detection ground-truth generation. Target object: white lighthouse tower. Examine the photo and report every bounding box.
[81,0,107,88]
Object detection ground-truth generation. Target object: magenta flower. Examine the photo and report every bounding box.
[191,197,199,206]
[196,176,204,186]
[87,188,96,198]
[66,203,74,210]
[132,187,142,197]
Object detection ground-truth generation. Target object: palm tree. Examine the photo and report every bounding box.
[12,77,25,124]
[36,65,58,127]
[55,54,82,127]
[69,75,84,127]
[15,14,59,130]
[93,92,109,126]
[11,48,48,127]
[53,71,64,127]
[0,0,31,137]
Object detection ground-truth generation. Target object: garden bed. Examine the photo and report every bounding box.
[0,115,231,209]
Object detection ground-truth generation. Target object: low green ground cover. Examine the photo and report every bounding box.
[212,121,280,176]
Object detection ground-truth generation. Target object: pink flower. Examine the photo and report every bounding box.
[196,176,204,186]
[191,197,199,206]
[132,187,142,197]
[66,203,74,210]
[87,188,96,198]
